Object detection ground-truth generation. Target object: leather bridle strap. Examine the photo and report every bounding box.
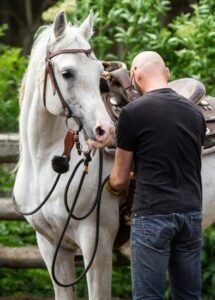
[47,48,92,59]
[43,48,92,118]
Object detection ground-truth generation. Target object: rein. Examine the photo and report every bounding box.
[52,150,110,287]
[43,47,92,118]
[12,125,109,287]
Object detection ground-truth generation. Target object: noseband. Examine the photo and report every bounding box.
[43,47,92,118]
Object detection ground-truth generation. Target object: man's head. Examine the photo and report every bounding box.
[130,51,170,94]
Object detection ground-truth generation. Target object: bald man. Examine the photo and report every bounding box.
[109,51,206,299]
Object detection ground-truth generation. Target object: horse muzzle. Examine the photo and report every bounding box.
[87,122,115,149]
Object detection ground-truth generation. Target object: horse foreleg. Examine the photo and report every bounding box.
[36,233,77,300]
[79,227,115,300]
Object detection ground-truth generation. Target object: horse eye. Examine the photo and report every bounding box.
[61,70,75,80]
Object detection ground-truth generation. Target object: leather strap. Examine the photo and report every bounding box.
[47,48,92,60]
[63,129,75,158]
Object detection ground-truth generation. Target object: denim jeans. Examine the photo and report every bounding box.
[130,212,203,300]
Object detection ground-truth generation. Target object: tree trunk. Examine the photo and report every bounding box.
[161,0,196,25]
[0,0,56,54]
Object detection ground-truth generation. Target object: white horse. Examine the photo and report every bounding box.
[13,9,215,300]
[202,150,215,228]
[14,11,122,300]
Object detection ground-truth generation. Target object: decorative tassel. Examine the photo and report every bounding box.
[51,155,70,173]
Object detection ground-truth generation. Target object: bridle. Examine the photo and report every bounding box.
[43,46,138,124]
[43,47,93,118]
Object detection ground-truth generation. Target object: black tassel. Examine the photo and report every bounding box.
[51,155,69,173]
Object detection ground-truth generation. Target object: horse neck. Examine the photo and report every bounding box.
[19,53,68,169]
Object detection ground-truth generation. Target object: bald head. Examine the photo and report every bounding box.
[131,51,166,76]
[131,51,170,94]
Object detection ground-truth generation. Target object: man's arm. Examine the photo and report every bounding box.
[110,147,134,190]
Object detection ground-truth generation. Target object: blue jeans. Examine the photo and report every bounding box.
[130,212,203,300]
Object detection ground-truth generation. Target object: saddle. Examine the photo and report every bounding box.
[101,62,215,149]
[101,61,140,122]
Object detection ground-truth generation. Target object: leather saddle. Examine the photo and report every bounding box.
[101,61,139,122]
[101,62,215,150]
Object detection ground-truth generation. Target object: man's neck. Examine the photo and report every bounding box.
[144,82,169,93]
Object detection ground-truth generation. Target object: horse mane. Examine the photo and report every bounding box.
[18,26,50,105]
[32,25,51,50]
[18,70,27,106]
[15,26,52,171]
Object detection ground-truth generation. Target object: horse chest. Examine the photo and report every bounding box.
[26,208,79,250]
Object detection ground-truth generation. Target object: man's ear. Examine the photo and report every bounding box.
[135,68,143,84]
[132,68,143,94]
[166,67,170,81]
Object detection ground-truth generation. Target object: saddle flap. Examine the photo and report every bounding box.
[101,61,138,121]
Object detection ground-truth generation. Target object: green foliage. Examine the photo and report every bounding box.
[0,269,53,296]
[202,225,215,299]
[42,0,215,97]
[0,221,36,246]
[0,43,27,132]
[42,0,76,21]
[162,0,215,95]
[0,24,8,38]
[0,164,15,193]
[112,265,132,297]
[43,0,170,63]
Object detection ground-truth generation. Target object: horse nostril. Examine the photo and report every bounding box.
[96,126,106,137]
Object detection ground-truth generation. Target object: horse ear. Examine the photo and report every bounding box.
[79,11,94,40]
[53,11,67,38]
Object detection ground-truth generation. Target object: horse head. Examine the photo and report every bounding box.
[42,11,115,148]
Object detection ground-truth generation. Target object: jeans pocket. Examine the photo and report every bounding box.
[141,216,172,252]
[187,213,203,249]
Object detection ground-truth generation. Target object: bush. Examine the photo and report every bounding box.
[202,225,215,299]
[0,42,27,132]
[43,0,215,97]
[43,0,170,63]
[163,0,215,95]
[0,269,53,297]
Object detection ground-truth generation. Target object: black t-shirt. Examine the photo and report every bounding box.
[117,88,206,214]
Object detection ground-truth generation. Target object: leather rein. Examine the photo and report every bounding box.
[43,47,93,118]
